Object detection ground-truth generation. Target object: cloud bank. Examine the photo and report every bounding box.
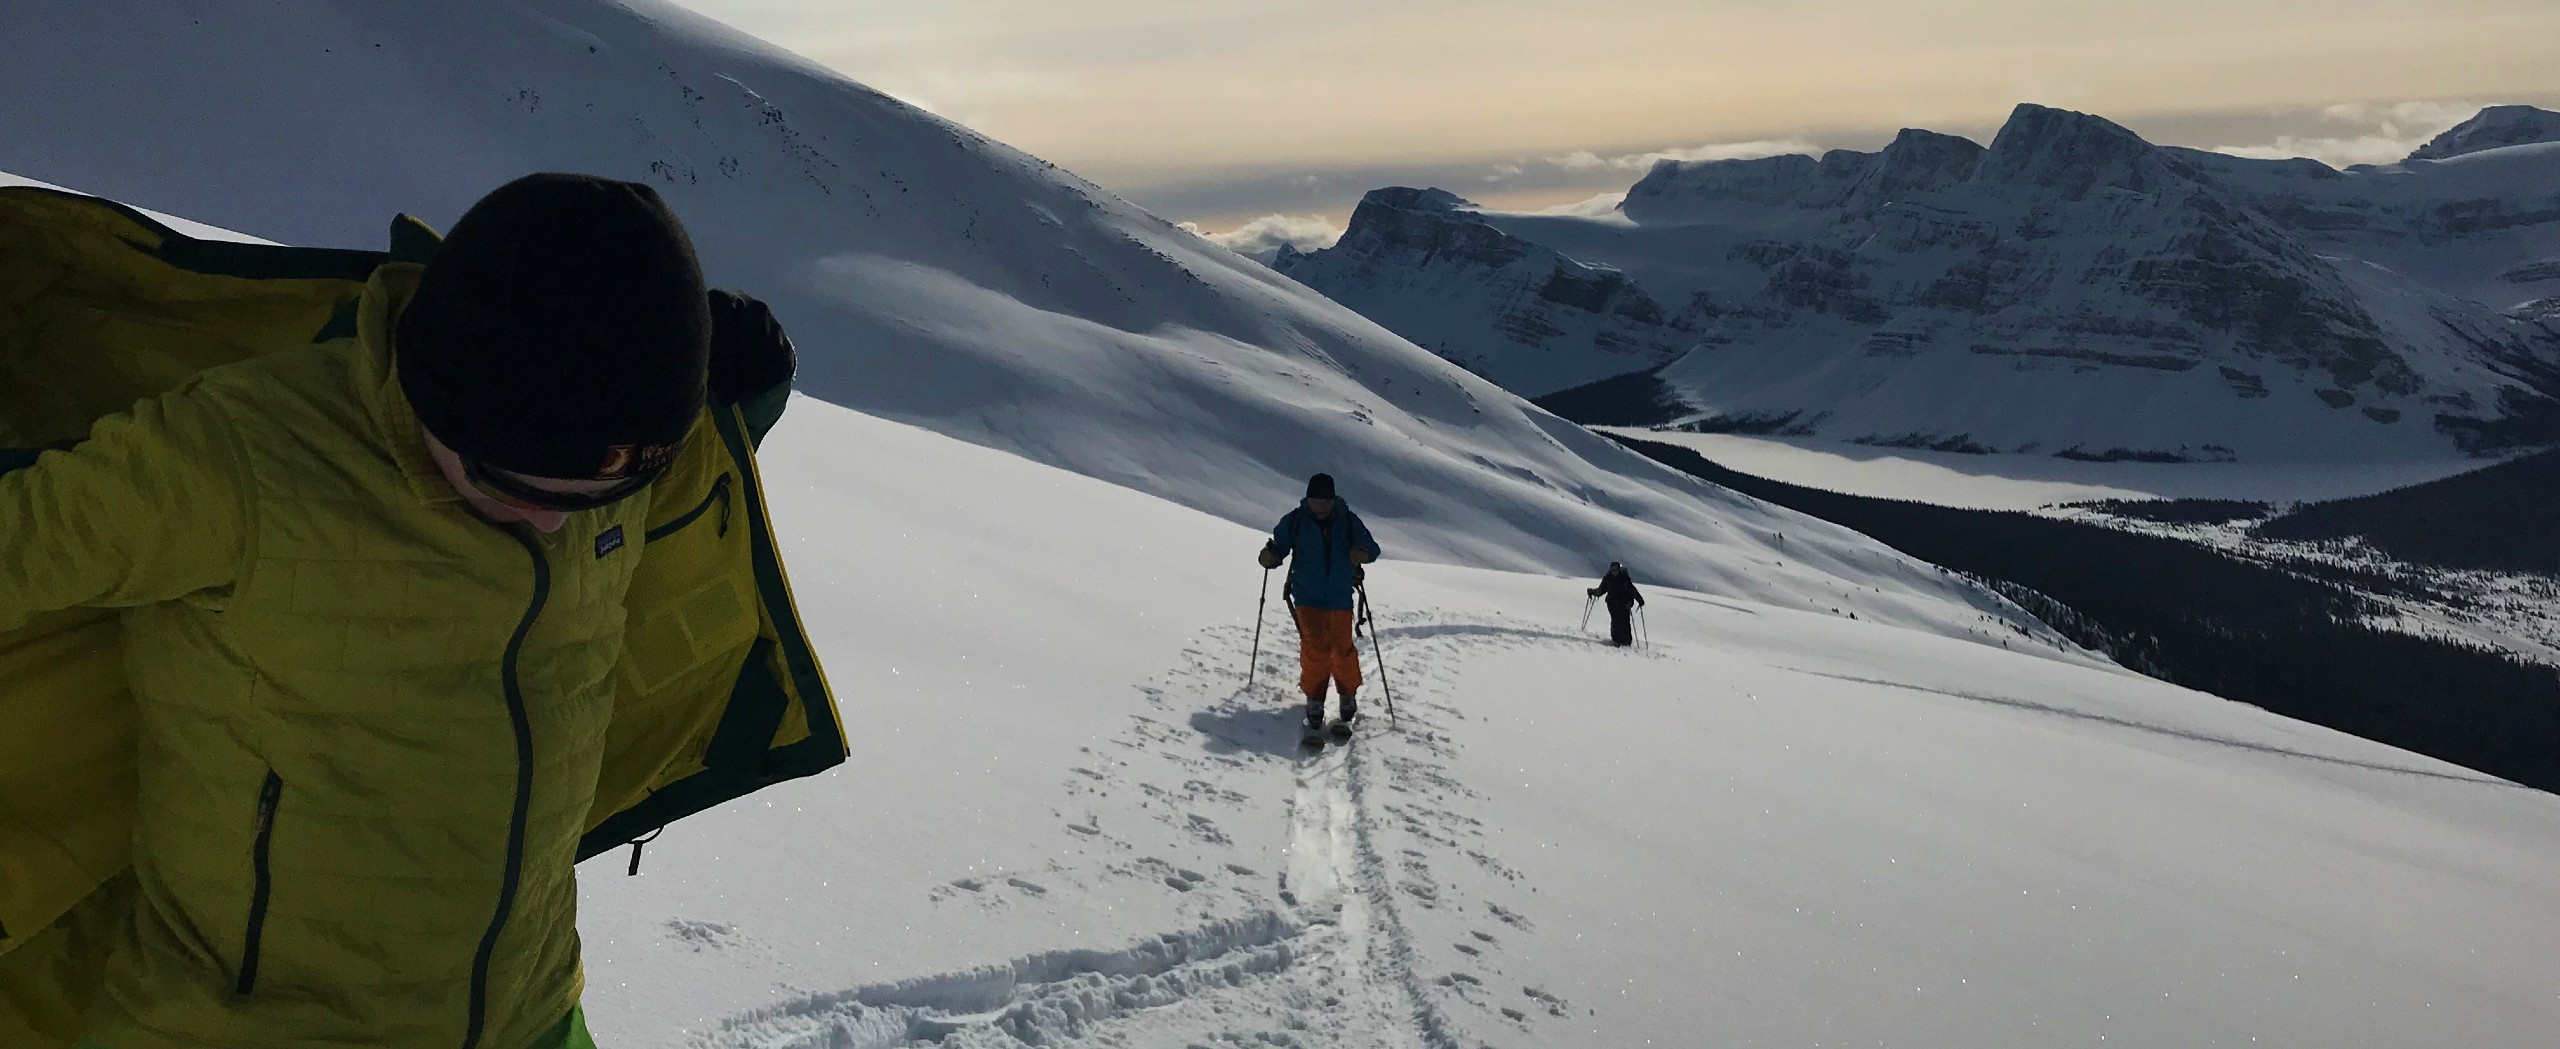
[1544,138,1821,173]
[2213,100,2478,167]
[1180,213,1345,261]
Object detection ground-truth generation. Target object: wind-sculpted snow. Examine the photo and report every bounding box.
[703,912,1307,1048]
[1289,104,2560,461]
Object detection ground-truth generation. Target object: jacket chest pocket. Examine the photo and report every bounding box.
[621,570,758,696]
[645,472,732,545]
[621,471,755,694]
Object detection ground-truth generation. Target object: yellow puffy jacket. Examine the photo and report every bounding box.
[0,188,843,1048]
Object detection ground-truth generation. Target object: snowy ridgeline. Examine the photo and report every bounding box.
[1280,106,2560,463]
[574,398,2560,1049]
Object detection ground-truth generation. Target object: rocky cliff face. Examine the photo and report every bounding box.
[1270,187,1691,396]
[1287,103,2560,460]
[2174,110,2560,311]
[1620,150,1872,219]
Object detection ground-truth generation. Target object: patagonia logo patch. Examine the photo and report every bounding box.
[595,525,626,559]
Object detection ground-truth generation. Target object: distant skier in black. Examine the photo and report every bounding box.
[1588,562,1644,647]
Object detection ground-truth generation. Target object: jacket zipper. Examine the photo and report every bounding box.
[462,526,550,1049]
[234,771,284,997]
[1318,514,1336,595]
[644,473,732,544]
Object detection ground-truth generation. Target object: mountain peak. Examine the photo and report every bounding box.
[1271,97,2560,462]
[1886,126,1983,154]
[2405,105,2560,162]
[1975,103,2179,199]
[1358,186,1474,213]
[1280,184,1693,396]
[1619,151,1863,221]
[1847,128,1985,206]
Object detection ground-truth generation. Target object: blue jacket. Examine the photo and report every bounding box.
[1270,502,1380,611]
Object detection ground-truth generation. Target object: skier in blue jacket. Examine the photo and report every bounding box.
[1257,473,1381,732]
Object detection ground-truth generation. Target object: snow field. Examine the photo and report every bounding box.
[580,400,2560,1048]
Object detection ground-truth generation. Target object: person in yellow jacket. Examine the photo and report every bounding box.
[0,174,729,1049]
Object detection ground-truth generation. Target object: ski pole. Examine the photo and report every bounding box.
[1357,581,1396,726]
[1580,594,1596,634]
[1639,604,1650,652]
[1247,567,1270,694]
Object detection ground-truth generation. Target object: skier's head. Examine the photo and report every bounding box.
[398,173,711,531]
[1304,472,1337,518]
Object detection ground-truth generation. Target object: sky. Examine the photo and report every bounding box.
[666,0,2560,255]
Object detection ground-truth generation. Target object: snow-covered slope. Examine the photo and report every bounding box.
[1617,428,2493,510]
[0,0,2031,628]
[570,395,2560,1049]
[1281,105,2560,462]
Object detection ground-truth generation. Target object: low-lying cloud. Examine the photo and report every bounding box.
[1530,191,1630,219]
[1544,138,1820,173]
[2213,100,2477,168]
[1180,213,1345,261]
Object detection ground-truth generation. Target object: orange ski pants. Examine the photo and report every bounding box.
[1292,606,1363,699]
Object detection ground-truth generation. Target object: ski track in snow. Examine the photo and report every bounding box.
[692,606,1626,1048]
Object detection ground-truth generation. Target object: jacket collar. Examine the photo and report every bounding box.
[353,262,464,508]
[1298,498,1353,524]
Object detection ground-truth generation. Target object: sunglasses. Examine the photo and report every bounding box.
[463,457,661,513]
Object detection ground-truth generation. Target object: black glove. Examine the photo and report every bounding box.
[707,289,797,405]
[1355,564,1366,586]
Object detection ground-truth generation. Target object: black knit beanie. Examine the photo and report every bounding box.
[1306,473,1337,500]
[398,173,710,479]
